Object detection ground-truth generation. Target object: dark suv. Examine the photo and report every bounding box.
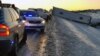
[0,4,26,56]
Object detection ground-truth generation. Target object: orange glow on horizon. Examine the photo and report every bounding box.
[2,0,100,11]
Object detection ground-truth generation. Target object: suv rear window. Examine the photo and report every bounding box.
[0,9,3,19]
[0,9,4,23]
[20,11,38,17]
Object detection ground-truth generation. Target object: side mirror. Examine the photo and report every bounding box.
[16,19,21,21]
[17,17,26,23]
[17,16,23,21]
[16,19,22,23]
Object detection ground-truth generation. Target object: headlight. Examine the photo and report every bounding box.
[22,20,26,23]
[42,20,45,24]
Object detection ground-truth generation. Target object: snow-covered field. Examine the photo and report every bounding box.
[45,15,100,56]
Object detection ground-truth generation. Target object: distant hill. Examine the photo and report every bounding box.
[72,9,100,13]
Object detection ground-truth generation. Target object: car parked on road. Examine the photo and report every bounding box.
[19,10,45,32]
[0,3,26,56]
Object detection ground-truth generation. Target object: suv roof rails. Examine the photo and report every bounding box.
[0,0,18,12]
[0,4,15,8]
[0,0,16,8]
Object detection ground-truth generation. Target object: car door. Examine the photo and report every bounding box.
[8,8,25,42]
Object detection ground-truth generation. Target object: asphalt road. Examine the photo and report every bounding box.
[17,30,48,56]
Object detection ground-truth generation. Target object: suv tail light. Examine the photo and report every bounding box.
[0,24,10,37]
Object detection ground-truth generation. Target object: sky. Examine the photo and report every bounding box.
[2,0,100,11]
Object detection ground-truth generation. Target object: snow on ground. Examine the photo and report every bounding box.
[45,16,100,56]
[80,12,100,24]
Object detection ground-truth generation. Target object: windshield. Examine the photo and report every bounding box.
[20,11,38,17]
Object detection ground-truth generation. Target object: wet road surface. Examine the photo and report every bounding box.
[18,30,48,56]
[45,16,100,56]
